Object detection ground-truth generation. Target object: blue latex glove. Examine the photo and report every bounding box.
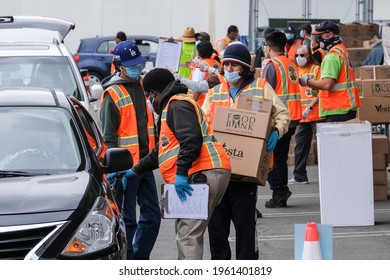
[174,174,193,201]
[121,169,137,190]
[299,75,310,87]
[106,172,124,185]
[267,130,279,152]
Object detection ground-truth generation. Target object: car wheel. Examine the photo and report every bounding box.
[88,71,103,85]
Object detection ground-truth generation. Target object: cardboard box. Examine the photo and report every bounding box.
[212,107,272,140]
[214,132,271,185]
[359,67,374,80]
[374,184,388,201]
[357,79,390,97]
[372,134,389,154]
[343,39,363,48]
[236,96,273,112]
[347,48,371,67]
[373,153,387,170]
[358,66,390,80]
[357,97,390,124]
[373,170,388,185]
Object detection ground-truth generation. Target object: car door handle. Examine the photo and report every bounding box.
[97,57,104,61]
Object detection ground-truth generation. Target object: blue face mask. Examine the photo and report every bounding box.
[125,64,144,79]
[300,30,305,39]
[224,71,241,83]
[286,33,295,40]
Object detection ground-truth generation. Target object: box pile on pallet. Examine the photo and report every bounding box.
[372,134,389,200]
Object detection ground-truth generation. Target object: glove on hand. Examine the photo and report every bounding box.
[121,169,137,190]
[299,75,310,87]
[174,174,193,201]
[267,130,279,152]
[196,60,209,72]
[302,106,312,121]
[106,172,124,185]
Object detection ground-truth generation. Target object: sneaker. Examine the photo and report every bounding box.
[288,178,308,185]
[265,191,292,208]
[256,209,262,219]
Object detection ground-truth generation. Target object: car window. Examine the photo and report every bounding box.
[73,103,104,160]
[97,40,116,54]
[0,56,82,100]
[0,107,82,172]
[134,39,158,56]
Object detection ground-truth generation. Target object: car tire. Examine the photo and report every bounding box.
[88,71,103,85]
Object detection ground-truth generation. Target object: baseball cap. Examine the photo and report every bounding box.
[284,26,296,34]
[113,41,146,67]
[194,31,211,41]
[222,43,251,68]
[312,21,339,35]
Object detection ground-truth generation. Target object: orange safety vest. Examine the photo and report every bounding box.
[206,78,275,169]
[269,56,302,121]
[189,57,222,106]
[158,94,231,184]
[320,44,362,111]
[100,84,155,164]
[298,64,323,123]
[313,48,326,63]
[216,36,237,57]
[285,40,301,64]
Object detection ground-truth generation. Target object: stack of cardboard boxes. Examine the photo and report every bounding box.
[287,133,317,167]
[212,96,272,186]
[338,23,380,67]
[355,65,390,200]
[372,134,389,200]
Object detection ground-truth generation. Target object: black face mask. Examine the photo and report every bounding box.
[318,35,341,50]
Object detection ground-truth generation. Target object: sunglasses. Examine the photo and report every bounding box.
[295,54,307,57]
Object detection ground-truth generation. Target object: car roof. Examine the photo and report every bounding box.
[81,35,159,42]
[0,16,75,43]
[0,88,72,109]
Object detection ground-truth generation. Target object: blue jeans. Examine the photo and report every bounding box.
[122,170,161,260]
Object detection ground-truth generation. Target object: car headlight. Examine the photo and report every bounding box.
[61,196,116,256]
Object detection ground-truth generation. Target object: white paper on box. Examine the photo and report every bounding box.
[161,184,209,220]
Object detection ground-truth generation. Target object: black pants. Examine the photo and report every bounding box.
[208,181,258,260]
[293,122,318,182]
[325,110,356,122]
[267,126,296,197]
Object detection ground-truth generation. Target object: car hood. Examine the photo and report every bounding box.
[0,171,98,215]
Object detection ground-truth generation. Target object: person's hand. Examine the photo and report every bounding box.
[184,61,195,69]
[267,130,279,152]
[106,172,124,185]
[196,60,209,72]
[299,75,310,87]
[302,106,313,120]
[121,168,138,190]
[174,174,193,201]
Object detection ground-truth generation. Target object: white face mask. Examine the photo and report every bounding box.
[296,56,308,67]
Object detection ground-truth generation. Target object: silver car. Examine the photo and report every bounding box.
[0,15,101,127]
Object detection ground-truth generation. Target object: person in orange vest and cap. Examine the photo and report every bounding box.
[216,25,239,58]
[102,41,160,260]
[120,68,232,260]
[299,20,361,122]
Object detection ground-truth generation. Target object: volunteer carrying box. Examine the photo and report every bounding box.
[212,97,273,186]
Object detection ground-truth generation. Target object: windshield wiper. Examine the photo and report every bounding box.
[0,170,50,177]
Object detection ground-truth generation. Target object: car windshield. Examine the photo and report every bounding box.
[0,107,82,173]
[0,56,82,100]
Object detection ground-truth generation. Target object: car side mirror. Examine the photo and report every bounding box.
[91,84,104,101]
[102,148,133,173]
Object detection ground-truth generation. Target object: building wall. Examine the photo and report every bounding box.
[0,0,386,53]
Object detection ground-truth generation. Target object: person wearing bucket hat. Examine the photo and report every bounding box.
[101,40,161,260]
[178,27,197,79]
[299,20,362,122]
[202,42,290,260]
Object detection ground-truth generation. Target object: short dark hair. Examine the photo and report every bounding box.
[227,25,238,34]
[197,41,213,59]
[116,31,127,42]
[142,68,175,94]
[265,31,286,53]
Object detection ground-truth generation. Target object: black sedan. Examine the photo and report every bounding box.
[0,88,132,260]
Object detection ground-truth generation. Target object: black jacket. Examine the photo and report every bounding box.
[133,80,203,177]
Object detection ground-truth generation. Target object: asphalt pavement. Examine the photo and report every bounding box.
[149,165,390,260]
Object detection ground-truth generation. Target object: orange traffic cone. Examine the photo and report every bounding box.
[302,222,322,260]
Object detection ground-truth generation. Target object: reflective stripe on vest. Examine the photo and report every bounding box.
[158,94,231,183]
[271,57,302,121]
[320,44,361,111]
[102,84,155,164]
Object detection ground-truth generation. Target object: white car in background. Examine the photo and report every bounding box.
[0,16,101,127]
